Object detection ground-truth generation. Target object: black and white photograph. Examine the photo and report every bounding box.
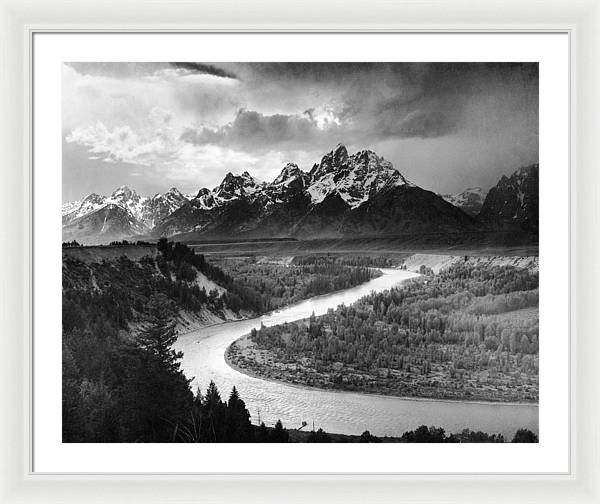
[61,61,540,444]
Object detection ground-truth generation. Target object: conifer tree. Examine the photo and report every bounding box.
[119,294,193,442]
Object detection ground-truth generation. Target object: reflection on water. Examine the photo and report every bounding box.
[174,269,538,438]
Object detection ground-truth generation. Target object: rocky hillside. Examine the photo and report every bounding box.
[478,164,539,232]
[62,242,247,335]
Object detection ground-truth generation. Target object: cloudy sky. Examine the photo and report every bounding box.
[62,62,538,201]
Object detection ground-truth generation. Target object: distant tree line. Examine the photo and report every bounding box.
[108,239,154,246]
[292,254,401,269]
[396,425,537,443]
[62,239,156,248]
[210,254,380,313]
[62,240,81,248]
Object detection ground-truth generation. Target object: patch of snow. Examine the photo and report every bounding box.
[305,146,412,208]
[441,187,486,208]
[62,185,190,230]
[307,172,337,204]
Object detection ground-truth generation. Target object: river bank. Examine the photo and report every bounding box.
[175,268,538,438]
[225,332,539,404]
[224,257,539,404]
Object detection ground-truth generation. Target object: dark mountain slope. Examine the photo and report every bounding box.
[340,185,478,236]
[478,164,539,232]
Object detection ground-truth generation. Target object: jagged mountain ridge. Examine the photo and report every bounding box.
[62,203,148,245]
[62,145,538,244]
[62,186,189,244]
[154,144,476,239]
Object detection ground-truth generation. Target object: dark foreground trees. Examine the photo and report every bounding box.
[62,293,255,443]
[63,307,537,443]
[117,295,193,442]
[512,428,539,443]
[63,300,537,442]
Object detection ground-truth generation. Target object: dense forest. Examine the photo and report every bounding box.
[230,263,539,402]
[63,242,538,441]
[63,290,253,442]
[209,255,379,312]
[291,254,403,269]
[63,287,537,442]
[63,300,536,443]
[63,240,380,334]
[62,241,380,441]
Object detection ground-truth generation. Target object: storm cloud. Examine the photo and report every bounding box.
[63,62,538,200]
[180,108,337,151]
[65,62,238,80]
[179,63,537,149]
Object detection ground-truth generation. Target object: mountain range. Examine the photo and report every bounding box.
[62,144,539,245]
[62,186,189,244]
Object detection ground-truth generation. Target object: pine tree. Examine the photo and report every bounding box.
[119,294,193,442]
[256,422,269,442]
[225,386,253,442]
[228,386,240,407]
[201,381,226,442]
[270,419,289,443]
[137,295,183,373]
[204,381,222,409]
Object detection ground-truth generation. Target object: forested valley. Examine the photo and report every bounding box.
[209,254,379,312]
[62,241,380,441]
[228,263,540,402]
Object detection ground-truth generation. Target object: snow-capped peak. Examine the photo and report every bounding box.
[62,146,420,240]
[62,193,107,221]
[150,187,187,207]
[332,143,349,165]
[441,187,487,217]
[82,193,104,204]
[111,185,138,200]
[273,163,305,186]
[191,187,218,210]
[214,171,258,201]
[310,144,350,181]
[306,145,412,208]
[62,185,191,230]
[442,187,485,202]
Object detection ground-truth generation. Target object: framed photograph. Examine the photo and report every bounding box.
[1,0,598,503]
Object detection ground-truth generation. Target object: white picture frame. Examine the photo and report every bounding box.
[1,0,598,502]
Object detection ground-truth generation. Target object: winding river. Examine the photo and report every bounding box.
[174,269,538,438]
